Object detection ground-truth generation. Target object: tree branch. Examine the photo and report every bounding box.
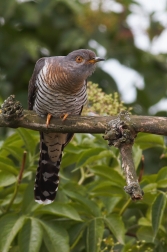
[1,109,167,135]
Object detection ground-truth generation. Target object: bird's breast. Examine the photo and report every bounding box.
[33,70,87,117]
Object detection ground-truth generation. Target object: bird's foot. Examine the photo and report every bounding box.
[46,113,52,128]
[60,113,69,121]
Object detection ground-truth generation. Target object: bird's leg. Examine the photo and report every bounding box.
[46,113,52,127]
[60,113,69,121]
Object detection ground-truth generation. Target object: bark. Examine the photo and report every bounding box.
[0,109,167,136]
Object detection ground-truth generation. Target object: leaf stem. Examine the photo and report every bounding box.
[78,167,85,185]
[5,151,27,212]
[119,198,131,216]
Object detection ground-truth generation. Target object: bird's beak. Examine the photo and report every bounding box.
[88,57,105,63]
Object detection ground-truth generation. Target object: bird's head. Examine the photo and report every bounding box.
[64,49,104,79]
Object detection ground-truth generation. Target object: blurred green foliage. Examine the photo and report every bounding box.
[1,0,167,251]
[0,130,167,251]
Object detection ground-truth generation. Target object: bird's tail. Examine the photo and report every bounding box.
[34,132,65,204]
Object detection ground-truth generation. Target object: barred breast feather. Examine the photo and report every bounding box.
[33,64,87,117]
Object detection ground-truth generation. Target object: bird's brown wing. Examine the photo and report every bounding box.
[28,58,46,110]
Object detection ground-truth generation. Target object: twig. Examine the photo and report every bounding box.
[5,151,27,212]
[104,111,144,200]
[120,144,143,200]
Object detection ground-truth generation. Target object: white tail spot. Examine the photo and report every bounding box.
[35,199,53,205]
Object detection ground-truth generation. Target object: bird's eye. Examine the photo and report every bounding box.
[76,56,83,63]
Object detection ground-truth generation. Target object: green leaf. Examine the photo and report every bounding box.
[152,193,166,239]
[157,166,167,181]
[157,179,167,188]
[0,156,15,166]
[101,197,121,215]
[91,183,126,197]
[21,182,37,214]
[0,132,21,148]
[142,183,157,193]
[86,218,104,252]
[0,161,18,175]
[69,223,86,248]
[156,167,167,188]
[76,147,105,168]
[0,170,16,187]
[0,133,24,160]
[133,144,142,169]
[35,202,82,221]
[64,142,84,154]
[18,218,43,252]
[138,217,152,227]
[63,190,100,217]
[104,214,125,244]
[135,133,165,150]
[2,146,23,161]
[61,153,80,168]
[40,220,70,252]
[89,165,125,187]
[0,214,25,252]
[17,128,38,155]
[137,226,154,243]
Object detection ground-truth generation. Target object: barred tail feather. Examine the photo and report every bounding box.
[34,132,63,204]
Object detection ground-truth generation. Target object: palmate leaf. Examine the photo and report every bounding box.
[0,214,25,252]
[18,217,43,252]
[39,220,70,252]
[85,218,104,252]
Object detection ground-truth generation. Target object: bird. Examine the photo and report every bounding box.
[28,49,104,204]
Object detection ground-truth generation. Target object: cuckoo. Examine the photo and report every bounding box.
[28,49,104,204]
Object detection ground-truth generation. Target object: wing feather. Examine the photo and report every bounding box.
[28,58,46,110]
